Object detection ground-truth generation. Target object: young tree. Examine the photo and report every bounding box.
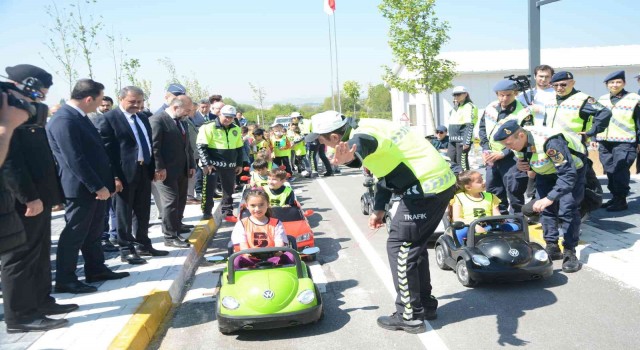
[123,58,152,106]
[69,0,103,79]
[106,31,127,97]
[379,0,456,132]
[366,83,392,119]
[343,80,361,116]
[249,82,267,124]
[157,57,181,86]
[41,2,79,96]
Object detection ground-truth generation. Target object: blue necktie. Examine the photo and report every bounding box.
[132,114,151,164]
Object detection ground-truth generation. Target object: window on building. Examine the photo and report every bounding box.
[408,104,417,126]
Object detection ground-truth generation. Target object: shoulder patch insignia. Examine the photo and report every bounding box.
[587,97,596,104]
[546,148,557,156]
[232,130,238,136]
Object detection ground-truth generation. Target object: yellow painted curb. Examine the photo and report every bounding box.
[108,218,217,350]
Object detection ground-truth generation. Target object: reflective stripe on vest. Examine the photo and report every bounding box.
[353,119,455,195]
[262,186,292,207]
[484,100,532,151]
[455,192,495,224]
[545,92,590,135]
[242,217,280,248]
[595,93,640,143]
[515,126,585,175]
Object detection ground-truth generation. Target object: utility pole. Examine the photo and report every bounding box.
[528,0,560,77]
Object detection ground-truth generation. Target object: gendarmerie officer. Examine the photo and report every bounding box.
[306,111,455,334]
[478,79,533,214]
[495,119,585,273]
[595,70,640,212]
[447,86,478,171]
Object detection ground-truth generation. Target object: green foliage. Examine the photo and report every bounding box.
[69,0,103,79]
[366,83,391,119]
[122,58,152,105]
[343,80,362,116]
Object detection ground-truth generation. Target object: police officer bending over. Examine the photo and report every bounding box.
[306,111,455,334]
[595,70,640,212]
[495,119,585,273]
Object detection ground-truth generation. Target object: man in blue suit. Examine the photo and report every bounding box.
[94,86,169,265]
[46,79,129,294]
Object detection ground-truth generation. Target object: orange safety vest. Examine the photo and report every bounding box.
[241,217,280,249]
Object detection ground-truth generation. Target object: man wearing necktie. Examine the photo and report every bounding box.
[150,95,196,248]
[95,86,169,264]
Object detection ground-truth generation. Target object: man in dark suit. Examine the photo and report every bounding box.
[95,86,169,264]
[46,79,129,294]
[150,95,196,248]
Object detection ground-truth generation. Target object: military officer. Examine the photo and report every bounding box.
[478,79,533,214]
[595,71,640,211]
[495,119,585,273]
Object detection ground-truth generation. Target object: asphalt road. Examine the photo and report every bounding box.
[150,168,640,350]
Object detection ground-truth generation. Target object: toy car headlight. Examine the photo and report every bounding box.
[296,233,312,242]
[471,255,490,266]
[221,296,240,310]
[534,250,549,262]
[297,289,315,304]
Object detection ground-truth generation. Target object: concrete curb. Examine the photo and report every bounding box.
[108,206,222,350]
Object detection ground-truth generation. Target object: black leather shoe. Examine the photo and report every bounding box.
[101,240,119,252]
[120,248,147,265]
[85,270,130,283]
[377,312,426,334]
[545,242,563,261]
[212,192,223,199]
[601,198,617,208]
[39,302,79,315]
[607,200,628,212]
[180,226,192,233]
[322,172,334,177]
[202,213,213,220]
[562,249,582,273]
[181,223,195,229]
[54,281,97,294]
[137,246,169,257]
[164,238,190,248]
[6,317,68,333]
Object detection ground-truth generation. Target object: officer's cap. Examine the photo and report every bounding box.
[291,111,302,118]
[6,64,53,88]
[305,110,348,143]
[436,125,448,132]
[220,105,237,117]
[492,119,520,142]
[493,80,517,92]
[603,70,625,83]
[452,86,468,94]
[550,71,573,84]
[166,83,186,96]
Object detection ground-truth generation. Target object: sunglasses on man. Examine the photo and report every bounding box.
[551,82,569,88]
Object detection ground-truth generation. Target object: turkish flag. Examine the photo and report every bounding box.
[324,0,335,15]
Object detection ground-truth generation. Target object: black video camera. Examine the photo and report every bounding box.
[0,77,48,125]
[504,74,533,105]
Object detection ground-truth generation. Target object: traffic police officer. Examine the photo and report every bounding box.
[478,79,533,214]
[447,86,478,171]
[596,71,640,211]
[495,119,585,273]
[306,111,455,334]
[196,105,244,218]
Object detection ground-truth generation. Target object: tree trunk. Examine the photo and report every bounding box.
[424,90,436,136]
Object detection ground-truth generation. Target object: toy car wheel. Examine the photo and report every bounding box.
[219,326,233,334]
[456,260,477,287]
[360,195,370,215]
[384,212,391,234]
[435,244,451,270]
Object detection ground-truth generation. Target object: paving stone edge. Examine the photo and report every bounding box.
[107,205,222,350]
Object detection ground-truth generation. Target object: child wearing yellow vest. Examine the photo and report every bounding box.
[290,125,312,177]
[451,170,501,243]
[263,168,296,207]
[270,124,294,178]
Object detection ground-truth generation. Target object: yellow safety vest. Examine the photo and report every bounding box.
[196,123,243,150]
[453,192,498,224]
[515,126,585,175]
[352,119,455,195]
[483,100,532,151]
[545,92,590,135]
[271,136,292,157]
[262,186,292,207]
[595,92,640,143]
[298,119,311,135]
[449,102,478,125]
[251,172,269,187]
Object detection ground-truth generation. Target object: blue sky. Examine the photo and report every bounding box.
[0,0,637,108]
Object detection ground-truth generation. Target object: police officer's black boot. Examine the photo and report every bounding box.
[377,312,426,334]
[544,242,563,261]
[415,295,438,321]
[562,249,582,273]
[606,197,628,212]
[601,197,618,209]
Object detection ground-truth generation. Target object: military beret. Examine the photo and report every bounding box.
[603,70,625,83]
[493,80,518,92]
[550,71,573,84]
[5,64,53,88]
[492,119,520,142]
[166,83,186,95]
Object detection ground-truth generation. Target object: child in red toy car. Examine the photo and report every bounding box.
[231,188,295,268]
[263,168,297,207]
[249,158,270,188]
[451,170,501,243]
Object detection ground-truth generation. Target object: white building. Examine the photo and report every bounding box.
[389,45,640,137]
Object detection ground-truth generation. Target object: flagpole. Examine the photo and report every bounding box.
[332,13,341,113]
[327,15,336,111]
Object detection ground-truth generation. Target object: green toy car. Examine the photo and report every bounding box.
[216,246,323,334]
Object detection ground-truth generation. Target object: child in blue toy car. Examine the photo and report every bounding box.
[231,188,295,268]
[451,170,502,243]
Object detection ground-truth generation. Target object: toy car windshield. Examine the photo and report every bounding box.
[466,215,527,247]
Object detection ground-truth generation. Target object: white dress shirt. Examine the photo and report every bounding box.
[119,105,151,162]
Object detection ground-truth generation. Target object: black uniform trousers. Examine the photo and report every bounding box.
[273,156,293,175]
[115,164,152,248]
[536,165,586,250]
[485,155,527,214]
[1,205,56,324]
[217,167,237,216]
[56,198,110,284]
[309,142,332,173]
[599,142,636,199]
[446,142,469,171]
[156,173,187,239]
[387,185,455,320]
[201,172,219,215]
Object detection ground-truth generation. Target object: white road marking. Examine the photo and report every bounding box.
[307,261,327,293]
[317,178,448,350]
